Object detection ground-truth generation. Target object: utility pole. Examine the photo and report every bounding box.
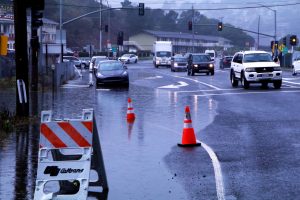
[60,0,63,62]
[99,0,102,52]
[192,5,195,53]
[257,15,260,50]
[14,0,29,116]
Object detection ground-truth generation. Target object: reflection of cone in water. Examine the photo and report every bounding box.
[127,98,135,122]
[178,106,201,147]
[127,121,134,140]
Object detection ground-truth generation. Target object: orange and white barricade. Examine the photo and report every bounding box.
[34,109,108,200]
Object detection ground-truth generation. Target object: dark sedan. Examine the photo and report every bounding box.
[171,56,188,72]
[219,56,233,69]
[95,60,129,87]
[187,53,214,76]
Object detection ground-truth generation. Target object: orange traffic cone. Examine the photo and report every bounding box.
[178,106,201,147]
[127,98,135,122]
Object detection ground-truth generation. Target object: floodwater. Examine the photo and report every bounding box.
[0,68,218,199]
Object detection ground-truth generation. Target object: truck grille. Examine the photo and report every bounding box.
[255,67,274,73]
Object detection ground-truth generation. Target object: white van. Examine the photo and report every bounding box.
[205,50,216,62]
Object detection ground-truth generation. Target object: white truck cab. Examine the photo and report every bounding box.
[204,50,216,62]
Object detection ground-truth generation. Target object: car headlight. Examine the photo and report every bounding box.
[97,72,104,77]
[156,60,160,64]
[273,67,281,71]
[245,68,256,72]
[122,71,128,76]
[194,64,198,68]
[174,62,178,67]
[209,64,214,68]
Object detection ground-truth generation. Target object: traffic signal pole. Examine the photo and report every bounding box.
[31,9,39,91]
[14,0,29,117]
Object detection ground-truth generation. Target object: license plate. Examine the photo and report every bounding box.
[261,74,270,77]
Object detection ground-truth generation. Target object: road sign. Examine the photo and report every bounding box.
[282,46,288,55]
[112,47,117,53]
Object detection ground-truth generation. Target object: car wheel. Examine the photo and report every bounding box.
[211,71,214,76]
[273,80,282,89]
[261,82,268,88]
[135,59,137,63]
[241,72,249,89]
[230,70,238,87]
[292,68,297,76]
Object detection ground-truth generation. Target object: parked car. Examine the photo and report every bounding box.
[95,60,129,87]
[230,50,282,89]
[219,56,233,69]
[90,56,109,72]
[118,54,138,64]
[292,57,300,75]
[171,56,187,72]
[187,53,214,76]
[63,56,85,68]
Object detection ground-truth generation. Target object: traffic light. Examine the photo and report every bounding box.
[0,35,8,56]
[282,37,286,46]
[138,3,144,16]
[188,21,192,31]
[290,35,297,46]
[104,25,108,32]
[31,9,43,29]
[218,22,223,31]
[117,31,124,45]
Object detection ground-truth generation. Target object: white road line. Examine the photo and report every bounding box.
[156,71,222,90]
[194,89,300,97]
[283,80,300,85]
[61,84,90,88]
[145,121,225,200]
[158,81,189,89]
[200,141,225,200]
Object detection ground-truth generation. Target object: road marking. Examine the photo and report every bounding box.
[145,121,225,200]
[61,84,90,88]
[200,141,225,200]
[193,89,300,97]
[156,71,222,90]
[145,75,163,79]
[175,88,243,94]
[96,88,111,91]
[158,81,188,89]
[283,80,300,85]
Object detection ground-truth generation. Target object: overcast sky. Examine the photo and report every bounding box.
[105,0,300,46]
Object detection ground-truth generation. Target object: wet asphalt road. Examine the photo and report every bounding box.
[1,59,300,199]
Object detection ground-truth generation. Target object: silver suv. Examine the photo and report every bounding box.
[230,51,282,89]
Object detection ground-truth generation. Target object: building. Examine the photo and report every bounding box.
[126,30,233,54]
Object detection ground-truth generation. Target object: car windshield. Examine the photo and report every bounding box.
[243,53,273,63]
[95,58,108,65]
[207,53,214,57]
[225,57,233,61]
[157,51,171,57]
[193,55,211,62]
[99,62,124,71]
[174,57,187,62]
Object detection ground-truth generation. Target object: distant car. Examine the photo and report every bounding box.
[90,56,109,72]
[95,60,129,86]
[118,54,138,64]
[80,57,91,68]
[219,56,233,69]
[171,56,187,72]
[187,53,214,76]
[292,57,300,75]
[63,56,85,68]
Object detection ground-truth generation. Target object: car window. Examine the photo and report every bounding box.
[192,55,210,62]
[157,51,171,57]
[174,58,187,62]
[225,57,233,61]
[99,62,124,71]
[243,53,273,63]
